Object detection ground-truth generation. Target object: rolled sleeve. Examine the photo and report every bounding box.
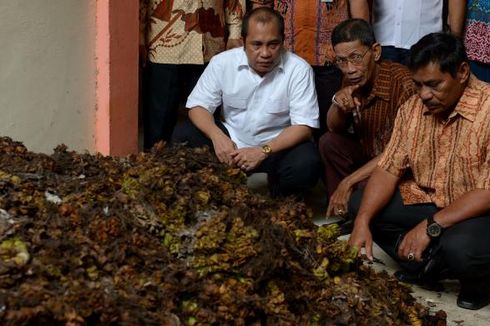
[288,65,320,128]
[185,56,223,114]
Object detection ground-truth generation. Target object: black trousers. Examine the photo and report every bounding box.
[349,188,490,282]
[172,120,322,198]
[143,62,205,150]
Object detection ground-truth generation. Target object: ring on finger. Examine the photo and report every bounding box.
[407,252,415,261]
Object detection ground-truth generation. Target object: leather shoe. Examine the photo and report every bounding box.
[457,280,490,310]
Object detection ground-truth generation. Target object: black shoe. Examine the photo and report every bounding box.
[457,280,490,310]
[394,270,444,292]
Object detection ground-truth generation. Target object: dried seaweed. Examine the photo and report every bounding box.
[0,137,446,325]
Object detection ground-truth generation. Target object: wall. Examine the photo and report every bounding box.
[0,0,97,154]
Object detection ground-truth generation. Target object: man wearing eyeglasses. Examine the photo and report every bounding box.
[318,19,417,223]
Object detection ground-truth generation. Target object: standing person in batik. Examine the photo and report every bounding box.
[140,0,245,149]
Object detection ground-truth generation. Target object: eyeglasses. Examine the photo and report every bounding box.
[335,48,370,67]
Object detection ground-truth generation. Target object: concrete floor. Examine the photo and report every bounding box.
[247,173,490,325]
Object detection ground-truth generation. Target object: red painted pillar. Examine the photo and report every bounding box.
[96,0,139,156]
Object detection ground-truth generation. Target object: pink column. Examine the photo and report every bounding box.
[96,0,139,156]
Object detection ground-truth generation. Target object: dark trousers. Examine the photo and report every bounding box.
[318,132,368,199]
[143,62,205,150]
[349,188,490,282]
[172,120,322,198]
[312,65,343,142]
[381,46,410,66]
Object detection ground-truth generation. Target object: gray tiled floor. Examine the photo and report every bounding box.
[247,173,490,325]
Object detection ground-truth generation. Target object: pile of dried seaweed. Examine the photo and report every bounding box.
[0,136,446,325]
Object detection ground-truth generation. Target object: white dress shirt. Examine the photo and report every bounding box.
[373,0,444,50]
[186,47,319,149]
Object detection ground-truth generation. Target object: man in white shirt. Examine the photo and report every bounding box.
[372,0,466,65]
[172,7,321,198]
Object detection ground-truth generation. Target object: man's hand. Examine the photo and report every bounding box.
[326,178,354,217]
[397,220,431,262]
[231,147,267,172]
[333,84,361,114]
[226,38,243,49]
[210,133,237,165]
[348,219,374,261]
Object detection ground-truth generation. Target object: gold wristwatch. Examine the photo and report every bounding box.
[261,144,272,156]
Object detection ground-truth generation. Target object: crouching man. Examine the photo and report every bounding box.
[348,32,490,310]
[173,7,321,198]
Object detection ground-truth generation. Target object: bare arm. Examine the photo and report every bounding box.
[434,189,490,229]
[268,125,312,153]
[348,167,399,259]
[188,107,237,165]
[349,0,370,21]
[447,0,467,37]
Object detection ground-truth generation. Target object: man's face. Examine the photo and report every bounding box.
[244,19,283,76]
[412,62,469,117]
[333,40,381,88]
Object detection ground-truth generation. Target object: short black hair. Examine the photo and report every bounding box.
[409,32,468,78]
[241,7,285,41]
[331,19,376,47]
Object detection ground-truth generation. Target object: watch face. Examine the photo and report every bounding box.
[427,223,442,237]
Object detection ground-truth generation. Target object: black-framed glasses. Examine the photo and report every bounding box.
[335,48,370,68]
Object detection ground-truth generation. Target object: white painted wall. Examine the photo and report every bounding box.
[0,0,96,154]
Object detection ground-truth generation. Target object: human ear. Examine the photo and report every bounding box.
[372,43,382,62]
[457,62,470,84]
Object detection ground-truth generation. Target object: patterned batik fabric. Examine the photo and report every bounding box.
[140,0,244,64]
[344,61,417,159]
[378,75,490,207]
[249,0,350,66]
[464,0,490,65]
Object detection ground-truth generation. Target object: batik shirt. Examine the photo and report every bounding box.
[140,0,245,64]
[345,61,416,158]
[378,76,490,207]
[249,0,351,66]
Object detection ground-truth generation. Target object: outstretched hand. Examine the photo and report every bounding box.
[348,220,374,261]
[326,179,354,217]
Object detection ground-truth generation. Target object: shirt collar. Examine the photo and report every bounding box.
[450,74,480,122]
[422,74,480,122]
